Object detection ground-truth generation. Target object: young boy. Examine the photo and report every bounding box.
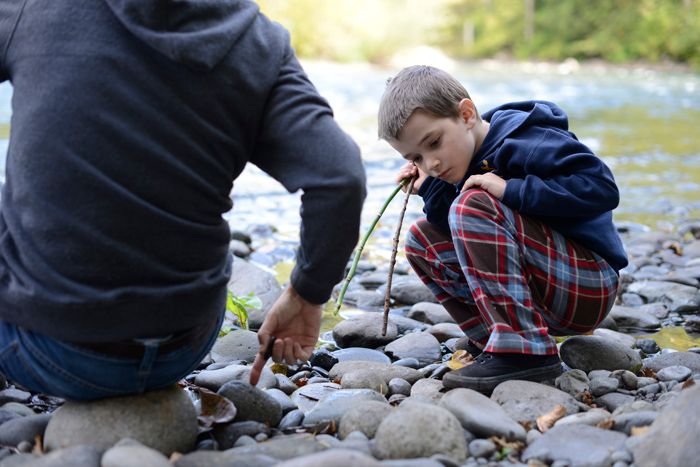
[378,65,627,393]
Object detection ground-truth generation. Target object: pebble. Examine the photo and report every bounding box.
[387,378,411,396]
[218,381,283,427]
[656,364,692,382]
[384,332,442,366]
[468,439,496,458]
[337,400,393,439]
[589,376,620,396]
[635,338,661,355]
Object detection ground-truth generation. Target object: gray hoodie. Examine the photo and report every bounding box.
[0,0,366,342]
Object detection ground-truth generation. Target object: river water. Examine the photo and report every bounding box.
[1,59,699,258]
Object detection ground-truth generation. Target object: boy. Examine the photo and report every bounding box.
[378,65,627,393]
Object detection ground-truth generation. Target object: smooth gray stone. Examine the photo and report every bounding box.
[274,374,298,395]
[608,306,661,331]
[338,400,393,439]
[408,302,456,324]
[210,329,259,363]
[0,388,31,405]
[392,358,421,369]
[555,370,590,397]
[278,409,304,430]
[264,388,297,414]
[592,328,636,348]
[627,280,700,314]
[439,388,526,441]
[643,351,700,373]
[44,386,196,455]
[224,434,328,461]
[612,411,658,435]
[554,408,612,428]
[468,439,496,459]
[588,369,612,379]
[195,364,277,392]
[635,338,660,355]
[385,332,442,366]
[611,369,638,390]
[332,314,398,348]
[589,376,620,396]
[229,257,282,329]
[4,445,101,467]
[342,290,387,308]
[387,378,411,397]
[290,383,341,414]
[596,392,636,412]
[427,323,464,342]
[329,361,423,385]
[633,384,700,467]
[656,364,692,382]
[303,389,388,426]
[331,347,391,364]
[560,335,642,372]
[612,400,656,416]
[229,239,252,257]
[340,369,388,394]
[0,414,51,447]
[174,451,278,467]
[490,381,579,424]
[523,424,627,467]
[0,409,20,427]
[218,381,283,427]
[373,402,467,462]
[387,276,438,305]
[213,421,271,450]
[102,441,171,467]
[274,448,382,467]
[0,402,35,418]
[409,379,444,404]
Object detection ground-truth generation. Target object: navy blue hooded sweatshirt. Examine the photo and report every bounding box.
[418,100,628,272]
[0,0,366,342]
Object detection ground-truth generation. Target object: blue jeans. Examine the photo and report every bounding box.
[0,310,224,400]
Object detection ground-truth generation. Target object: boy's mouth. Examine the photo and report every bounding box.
[437,168,451,179]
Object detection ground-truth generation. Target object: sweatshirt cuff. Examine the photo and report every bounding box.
[502,178,524,211]
[290,266,332,305]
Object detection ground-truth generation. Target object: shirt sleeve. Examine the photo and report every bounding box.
[250,46,367,304]
[0,0,26,82]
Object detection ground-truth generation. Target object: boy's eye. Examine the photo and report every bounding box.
[413,155,422,163]
[429,138,440,148]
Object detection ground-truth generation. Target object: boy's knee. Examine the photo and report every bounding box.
[449,189,499,219]
[406,219,431,248]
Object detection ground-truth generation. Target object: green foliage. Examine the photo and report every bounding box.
[257,0,700,67]
[220,291,262,336]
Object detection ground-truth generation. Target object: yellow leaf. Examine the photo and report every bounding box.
[446,349,475,370]
[536,404,567,432]
[631,426,651,436]
[270,362,288,375]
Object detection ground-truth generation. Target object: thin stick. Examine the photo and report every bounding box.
[382,177,416,336]
[334,179,408,315]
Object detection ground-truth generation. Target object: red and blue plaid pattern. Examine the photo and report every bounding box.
[405,189,619,355]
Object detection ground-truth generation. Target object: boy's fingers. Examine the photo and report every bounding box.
[249,334,275,385]
[249,352,264,385]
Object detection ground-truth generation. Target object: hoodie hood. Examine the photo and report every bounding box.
[103,0,260,70]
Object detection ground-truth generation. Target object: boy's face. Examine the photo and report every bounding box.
[389,99,481,185]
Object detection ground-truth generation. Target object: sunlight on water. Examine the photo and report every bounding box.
[640,326,700,352]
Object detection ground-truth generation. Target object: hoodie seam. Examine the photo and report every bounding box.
[2,0,28,71]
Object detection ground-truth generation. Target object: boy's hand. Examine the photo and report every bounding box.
[395,162,426,194]
[461,173,507,199]
[249,285,322,386]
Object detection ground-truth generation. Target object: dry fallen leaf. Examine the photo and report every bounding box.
[682,378,695,390]
[536,404,567,432]
[446,349,475,370]
[197,388,237,429]
[631,426,651,436]
[596,418,614,430]
[640,367,657,378]
[576,389,596,407]
[663,240,683,255]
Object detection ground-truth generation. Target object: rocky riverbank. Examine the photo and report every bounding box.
[0,220,699,467]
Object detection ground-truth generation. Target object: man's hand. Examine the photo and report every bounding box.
[249,285,322,385]
[461,172,507,199]
[395,162,426,194]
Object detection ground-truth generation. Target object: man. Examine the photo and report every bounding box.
[0,0,365,399]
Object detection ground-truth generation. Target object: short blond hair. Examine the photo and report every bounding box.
[378,65,478,140]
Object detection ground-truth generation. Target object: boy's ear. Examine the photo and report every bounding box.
[458,98,477,126]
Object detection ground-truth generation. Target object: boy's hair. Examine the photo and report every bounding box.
[378,65,479,141]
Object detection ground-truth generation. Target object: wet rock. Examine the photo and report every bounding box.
[627,280,700,314]
[0,414,51,447]
[44,386,196,455]
[332,314,398,348]
[632,385,700,467]
[275,448,381,467]
[195,364,277,392]
[385,332,441,366]
[210,329,259,363]
[218,381,283,427]
[229,257,283,329]
[491,381,579,424]
[522,424,627,467]
[329,361,423,385]
[407,302,456,324]
[309,349,339,371]
[643,351,700,373]
[439,388,526,441]
[303,389,388,426]
[331,347,391,364]
[560,335,642,372]
[373,401,467,462]
[338,400,393,439]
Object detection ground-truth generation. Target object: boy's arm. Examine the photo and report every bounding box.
[500,127,619,218]
[0,0,26,81]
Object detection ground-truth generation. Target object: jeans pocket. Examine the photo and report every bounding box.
[0,340,51,394]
